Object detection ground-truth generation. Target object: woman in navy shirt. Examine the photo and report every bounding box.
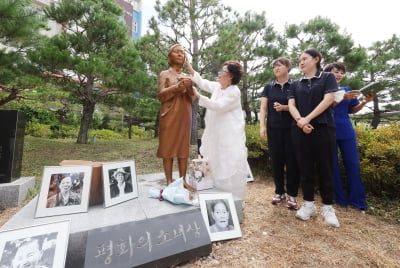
[324,62,373,210]
[288,48,340,227]
[259,57,300,209]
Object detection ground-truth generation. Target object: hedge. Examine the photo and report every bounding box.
[245,122,400,198]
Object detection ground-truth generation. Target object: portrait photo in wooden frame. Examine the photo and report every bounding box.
[102,160,138,208]
[0,220,70,268]
[35,165,92,218]
[199,193,242,242]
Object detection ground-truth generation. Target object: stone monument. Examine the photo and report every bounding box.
[0,110,35,208]
[0,110,26,183]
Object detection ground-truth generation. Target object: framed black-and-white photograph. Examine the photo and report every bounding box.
[0,220,70,268]
[102,160,138,208]
[199,193,242,242]
[35,165,92,218]
[246,161,254,183]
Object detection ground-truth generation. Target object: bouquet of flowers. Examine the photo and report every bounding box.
[148,177,198,206]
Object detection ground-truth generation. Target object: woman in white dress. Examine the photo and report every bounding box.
[185,59,248,199]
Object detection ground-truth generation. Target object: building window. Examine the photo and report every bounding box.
[132,21,138,33]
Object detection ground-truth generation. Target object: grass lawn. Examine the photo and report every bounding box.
[21,136,164,194]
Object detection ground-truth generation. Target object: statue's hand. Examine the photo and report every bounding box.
[181,78,193,90]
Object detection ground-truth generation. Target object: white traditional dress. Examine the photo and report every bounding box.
[191,72,248,199]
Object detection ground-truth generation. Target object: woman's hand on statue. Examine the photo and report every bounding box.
[184,54,195,75]
[192,87,201,99]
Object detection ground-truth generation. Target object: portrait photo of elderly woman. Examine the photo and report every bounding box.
[0,233,57,268]
[206,199,235,233]
[108,167,133,198]
[46,174,82,208]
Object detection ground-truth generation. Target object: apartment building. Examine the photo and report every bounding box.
[32,0,142,40]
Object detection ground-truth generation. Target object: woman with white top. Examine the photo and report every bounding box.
[185,59,248,199]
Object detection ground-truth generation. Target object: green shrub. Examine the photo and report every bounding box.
[245,123,271,176]
[132,126,148,138]
[25,122,52,138]
[356,122,400,198]
[57,125,79,139]
[245,121,400,199]
[121,126,148,139]
[89,129,124,140]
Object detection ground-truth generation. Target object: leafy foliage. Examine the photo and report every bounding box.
[31,0,150,143]
[245,123,270,175]
[89,129,124,140]
[0,0,46,105]
[145,0,236,143]
[356,122,400,198]
[356,35,400,128]
[284,16,364,67]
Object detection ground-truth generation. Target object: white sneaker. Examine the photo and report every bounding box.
[295,201,316,220]
[322,205,340,227]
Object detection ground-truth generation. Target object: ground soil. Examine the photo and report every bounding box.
[177,177,400,267]
[1,177,399,267]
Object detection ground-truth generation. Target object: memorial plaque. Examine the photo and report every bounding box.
[0,110,26,183]
[84,210,212,268]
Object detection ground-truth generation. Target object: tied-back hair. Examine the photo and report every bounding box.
[272,57,292,71]
[223,60,243,85]
[167,44,185,67]
[304,48,323,71]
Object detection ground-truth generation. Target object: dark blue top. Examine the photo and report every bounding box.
[334,86,359,140]
[288,71,338,127]
[261,79,294,128]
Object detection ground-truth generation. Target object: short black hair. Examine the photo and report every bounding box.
[323,62,346,73]
[272,57,292,71]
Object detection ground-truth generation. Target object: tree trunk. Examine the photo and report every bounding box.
[77,99,95,144]
[252,107,258,122]
[128,124,132,139]
[371,96,381,129]
[189,0,198,145]
[190,99,198,145]
[241,61,252,123]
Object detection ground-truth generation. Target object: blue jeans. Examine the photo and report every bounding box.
[333,138,367,209]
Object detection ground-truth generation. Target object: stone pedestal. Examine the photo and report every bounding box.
[0,176,35,208]
[1,172,244,267]
[0,110,26,183]
[1,172,249,267]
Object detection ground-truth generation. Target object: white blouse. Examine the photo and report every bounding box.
[191,72,248,198]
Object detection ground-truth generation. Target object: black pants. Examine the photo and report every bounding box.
[268,128,300,197]
[291,125,335,205]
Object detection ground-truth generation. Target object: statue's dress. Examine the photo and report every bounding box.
[157,70,193,158]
